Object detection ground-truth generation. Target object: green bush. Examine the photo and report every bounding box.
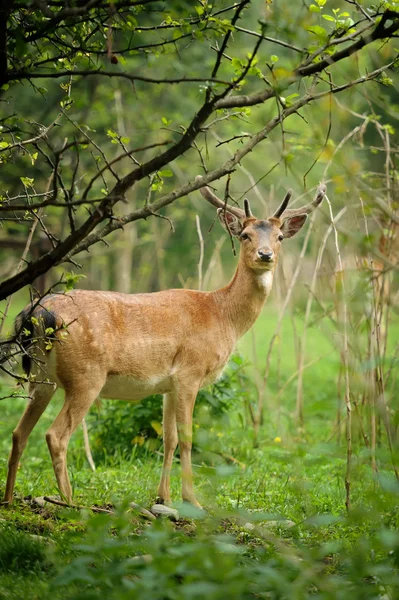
[0,528,53,574]
[89,354,250,462]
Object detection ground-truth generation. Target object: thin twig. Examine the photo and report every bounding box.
[82,418,96,472]
[326,196,352,511]
[195,215,204,291]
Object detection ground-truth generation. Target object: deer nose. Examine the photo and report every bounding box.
[258,250,274,262]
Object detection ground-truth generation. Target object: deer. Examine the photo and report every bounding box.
[4,179,326,509]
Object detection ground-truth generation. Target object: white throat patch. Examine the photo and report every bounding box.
[258,270,274,295]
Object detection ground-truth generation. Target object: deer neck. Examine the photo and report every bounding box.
[215,253,275,340]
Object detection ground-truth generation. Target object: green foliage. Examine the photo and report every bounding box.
[90,354,250,461]
[47,508,399,599]
[0,527,53,575]
[64,271,86,292]
[1,5,399,595]
[0,343,399,598]
[91,394,163,460]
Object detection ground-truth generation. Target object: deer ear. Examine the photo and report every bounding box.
[280,214,307,239]
[217,209,243,237]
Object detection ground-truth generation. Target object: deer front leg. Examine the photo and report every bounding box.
[175,386,201,508]
[157,393,178,505]
[4,383,55,503]
[46,377,105,503]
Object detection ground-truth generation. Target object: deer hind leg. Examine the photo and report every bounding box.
[175,385,201,508]
[157,393,178,505]
[46,379,104,504]
[4,382,56,503]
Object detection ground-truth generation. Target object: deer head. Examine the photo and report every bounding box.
[197,178,326,272]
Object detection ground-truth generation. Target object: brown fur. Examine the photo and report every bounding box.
[4,190,319,508]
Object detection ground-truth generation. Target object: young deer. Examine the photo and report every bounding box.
[4,180,326,508]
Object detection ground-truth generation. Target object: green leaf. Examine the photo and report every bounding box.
[309,4,321,12]
[284,93,300,107]
[159,169,173,177]
[231,57,243,71]
[307,25,328,39]
[0,142,9,149]
[322,14,335,21]
[20,177,34,187]
[106,129,118,139]
[270,55,279,63]
[64,271,86,292]
[343,17,355,28]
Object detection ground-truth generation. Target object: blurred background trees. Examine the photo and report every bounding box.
[0,0,398,510]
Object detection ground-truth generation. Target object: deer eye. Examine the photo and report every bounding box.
[278,234,284,241]
[240,232,250,241]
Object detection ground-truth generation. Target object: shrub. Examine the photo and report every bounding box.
[89,354,250,462]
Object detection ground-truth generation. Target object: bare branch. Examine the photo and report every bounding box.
[234,25,303,53]
[6,69,233,87]
[216,10,399,110]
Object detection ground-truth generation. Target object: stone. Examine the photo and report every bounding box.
[150,504,179,521]
[129,554,153,564]
[129,502,156,521]
[32,496,47,508]
[264,519,296,529]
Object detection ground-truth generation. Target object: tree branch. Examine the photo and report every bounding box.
[216,9,399,110]
[68,61,392,258]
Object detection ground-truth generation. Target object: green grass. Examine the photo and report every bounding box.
[0,426,398,598]
[1,379,399,597]
[1,291,399,597]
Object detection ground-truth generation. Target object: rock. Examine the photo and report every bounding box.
[32,496,47,508]
[128,554,153,564]
[129,502,156,521]
[31,496,61,508]
[150,504,179,521]
[264,519,296,529]
[243,522,256,531]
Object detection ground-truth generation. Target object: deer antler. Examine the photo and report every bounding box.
[196,176,246,219]
[273,190,293,218]
[274,184,327,220]
[243,199,253,218]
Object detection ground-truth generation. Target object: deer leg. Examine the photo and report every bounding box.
[175,386,201,508]
[157,393,178,505]
[45,382,103,503]
[4,383,56,503]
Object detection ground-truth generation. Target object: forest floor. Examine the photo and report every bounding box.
[1,377,399,599]
[0,294,399,598]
